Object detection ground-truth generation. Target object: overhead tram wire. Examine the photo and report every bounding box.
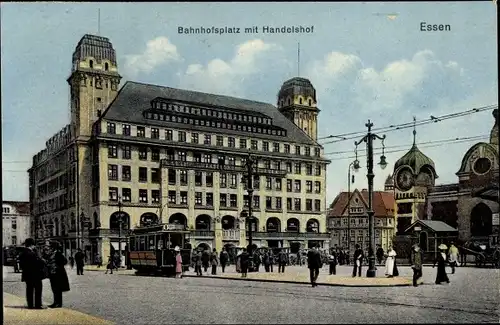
[324,134,489,156]
[318,104,497,144]
[325,136,490,162]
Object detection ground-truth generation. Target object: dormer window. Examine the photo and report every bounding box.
[89,60,94,68]
[105,63,109,71]
[299,98,303,104]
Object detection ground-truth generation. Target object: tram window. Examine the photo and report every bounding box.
[157,239,164,249]
[130,237,136,251]
[139,237,145,250]
[148,236,155,250]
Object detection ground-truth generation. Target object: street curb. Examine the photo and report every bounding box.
[182,275,413,287]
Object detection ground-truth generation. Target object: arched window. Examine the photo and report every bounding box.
[221,215,235,230]
[104,62,109,71]
[266,217,281,232]
[109,212,130,230]
[306,219,319,233]
[195,215,212,230]
[140,213,159,227]
[470,203,493,237]
[169,213,187,226]
[286,218,300,232]
[89,60,94,68]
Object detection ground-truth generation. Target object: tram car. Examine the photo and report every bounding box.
[128,223,192,276]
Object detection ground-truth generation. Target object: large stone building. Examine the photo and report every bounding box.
[28,34,331,262]
[2,201,31,247]
[328,189,396,253]
[393,110,499,246]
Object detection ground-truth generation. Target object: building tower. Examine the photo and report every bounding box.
[67,34,122,138]
[277,77,319,141]
[393,117,437,234]
[384,174,395,192]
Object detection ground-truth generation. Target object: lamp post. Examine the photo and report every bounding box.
[118,196,123,268]
[347,159,360,249]
[354,120,388,278]
[79,210,86,251]
[245,155,257,256]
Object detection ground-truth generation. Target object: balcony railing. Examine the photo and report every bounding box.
[247,231,330,239]
[222,230,240,240]
[160,159,287,177]
[191,230,215,238]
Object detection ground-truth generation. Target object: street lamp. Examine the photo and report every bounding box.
[354,120,387,278]
[244,155,257,256]
[347,159,359,249]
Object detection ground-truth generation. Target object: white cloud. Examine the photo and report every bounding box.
[178,39,280,96]
[124,36,181,77]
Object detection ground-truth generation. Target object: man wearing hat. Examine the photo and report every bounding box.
[410,244,423,287]
[18,238,46,309]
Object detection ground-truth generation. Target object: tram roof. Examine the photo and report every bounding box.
[129,223,190,235]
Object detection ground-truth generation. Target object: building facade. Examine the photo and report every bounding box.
[328,189,396,253]
[28,34,331,262]
[2,201,31,247]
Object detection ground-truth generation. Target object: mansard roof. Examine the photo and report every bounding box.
[101,81,318,145]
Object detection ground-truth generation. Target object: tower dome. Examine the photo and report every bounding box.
[277,77,317,106]
[490,109,498,146]
[394,143,436,175]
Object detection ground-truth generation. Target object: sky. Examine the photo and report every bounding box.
[1,2,498,205]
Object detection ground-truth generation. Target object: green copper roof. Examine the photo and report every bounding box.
[393,143,435,174]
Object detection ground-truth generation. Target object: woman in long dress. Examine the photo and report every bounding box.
[47,241,70,308]
[174,247,183,278]
[434,245,450,284]
[385,247,397,277]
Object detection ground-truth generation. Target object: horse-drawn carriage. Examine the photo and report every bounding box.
[460,243,500,268]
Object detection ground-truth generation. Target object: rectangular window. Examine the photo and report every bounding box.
[139,189,148,203]
[122,124,131,136]
[220,174,227,188]
[151,168,160,183]
[273,142,280,152]
[253,196,260,208]
[315,164,321,176]
[294,180,301,192]
[240,138,247,149]
[204,134,211,145]
[151,148,160,161]
[275,178,282,191]
[109,187,118,201]
[168,191,176,204]
[206,172,213,187]
[195,192,202,205]
[286,179,292,192]
[108,165,118,180]
[284,144,290,153]
[121,166,131,181]
[139,167,147,182]
[294,163,301,174]
[230,174,237,187]
[165,129,173,141]
[294,198,301,211]
[178,131,186,142]
[228,157,235,166]
[306,181,313,193]
[138,147,148,160]
[191,133,199,144]
[220,194,227,207]
[306,164,313,175]
[287,198,292,210]
[216,135,224,146]
[286,162,292,173]
[263,142,269,152]
[122,188,131,202]
[266,196,272,209]
[178,151,187,161]
[229,194,237,207]
[264,160,271,169]
[193,153,202,162]
[180,191,188,204]
[295,146,301,155]
[180,170,188,185]
[315,181,321,193]
[122,145,131,159]
[228,137,235,148]
[251,140,258,150]
[276,197,282,210]
[266,177,272,190]
[305,147,311,156]
[107,122,116,134]
[204,154,212,163]
[195,171,202,186]
[273,161,281,171]
[108,144,118,158]
[168,170,176,185]
[306,199,313,211]
[152,190,160,203]
[137,126,145,137]
[151,128,159,139]
[206,193,213,206]
[314,147,321,157]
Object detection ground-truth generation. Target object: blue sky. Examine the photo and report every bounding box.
[1,2,498,204]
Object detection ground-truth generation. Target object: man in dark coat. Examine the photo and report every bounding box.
[239,248,249,277]
[328,249,338,275]
[352,244,364,277]
[219,248,229,273]
[202,249,210,273]
[277,250,287,273]
[19,238,46,309]
[47,242,70,308]
[376,246,384,265]
[410,244,423,287]
[74,249,85,275]
[308,246,323,287]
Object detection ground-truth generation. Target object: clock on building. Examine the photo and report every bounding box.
[473,157,492,175]
[396,169,414,191]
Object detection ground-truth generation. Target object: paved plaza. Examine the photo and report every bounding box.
[3,265,499,324]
